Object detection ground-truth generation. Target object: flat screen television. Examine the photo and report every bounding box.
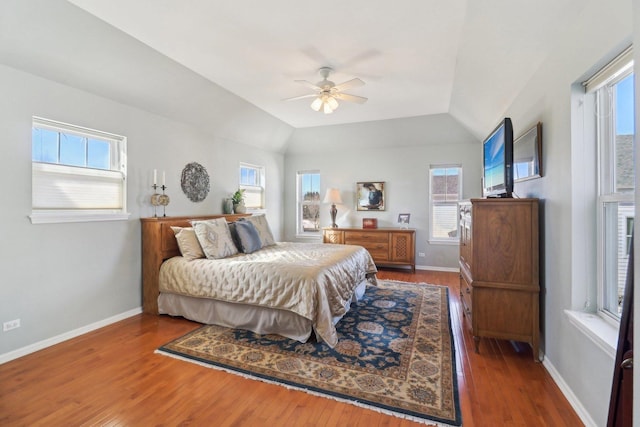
[482,118,514,198]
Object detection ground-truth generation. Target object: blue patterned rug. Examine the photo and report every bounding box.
[157,280,462,426]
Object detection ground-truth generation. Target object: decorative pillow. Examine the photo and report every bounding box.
[227,222,242,252]
[191,218,239,259]
[234,221,262,254]
[241,214,276,247]
[170,227,205,260]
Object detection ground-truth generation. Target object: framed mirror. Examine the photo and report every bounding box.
[513,122,542,182]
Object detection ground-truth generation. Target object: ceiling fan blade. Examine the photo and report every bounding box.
[283,93,319,102]
[334,93,368,104]
[333,78,365,92]
[294,80,322,91]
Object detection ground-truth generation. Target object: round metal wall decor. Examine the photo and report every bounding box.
[180,162,210,202]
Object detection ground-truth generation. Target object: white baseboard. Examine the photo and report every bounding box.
[542,356,598,427]
[0,307,142,365]
[409,265,597,424]
[416,265,459,273]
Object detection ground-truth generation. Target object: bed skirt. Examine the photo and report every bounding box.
[158,279,368,343]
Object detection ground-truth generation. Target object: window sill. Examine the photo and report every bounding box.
[564,310,618,359]
[29,211,131,224]
[295,233,322,241]
[428,238,460,246]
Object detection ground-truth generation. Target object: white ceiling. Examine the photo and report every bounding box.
[67,0,583,134]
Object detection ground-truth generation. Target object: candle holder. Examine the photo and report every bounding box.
[151,184,170,217]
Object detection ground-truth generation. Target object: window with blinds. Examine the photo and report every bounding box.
[429,165,462,242]
[239,163,265,209]
[30,117,128,224]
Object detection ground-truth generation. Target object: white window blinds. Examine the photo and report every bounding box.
[32,163,124,210]
[30,117,128,224]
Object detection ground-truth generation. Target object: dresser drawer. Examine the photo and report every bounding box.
[361,244,389,261]
[459,274,473,325]
[344,231,389,244]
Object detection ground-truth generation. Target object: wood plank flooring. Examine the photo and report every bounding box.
[0,269,583,426]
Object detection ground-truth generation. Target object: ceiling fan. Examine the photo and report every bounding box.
[284,67,368,114]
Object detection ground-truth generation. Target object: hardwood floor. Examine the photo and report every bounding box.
[0,270,583,426]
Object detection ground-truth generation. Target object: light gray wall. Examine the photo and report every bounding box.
[0,1,290,356]
[499,0,633,425]
[284,114,480,270]
[1,0,638,424]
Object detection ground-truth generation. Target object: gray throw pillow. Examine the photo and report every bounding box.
[227,222,242,252]
[235,220,262,254]
[240,214,276,247]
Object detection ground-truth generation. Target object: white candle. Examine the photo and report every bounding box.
[162,171,166,186]
[153,169,157,185]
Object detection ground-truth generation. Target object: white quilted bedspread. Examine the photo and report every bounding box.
[159,242,377,346]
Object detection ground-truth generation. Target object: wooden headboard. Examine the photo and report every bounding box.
[140,214,249,314]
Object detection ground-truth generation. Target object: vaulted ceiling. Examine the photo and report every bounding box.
[65,1,584,136]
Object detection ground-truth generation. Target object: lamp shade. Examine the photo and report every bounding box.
[323,188,342,204]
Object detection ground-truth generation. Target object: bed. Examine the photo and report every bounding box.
[141,214,377,347]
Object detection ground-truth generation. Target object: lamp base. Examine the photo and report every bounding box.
[330,204,338,228]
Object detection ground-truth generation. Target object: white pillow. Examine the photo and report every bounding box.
[170,227,205,260]
[191,218,239,259]
[241,214,276,247]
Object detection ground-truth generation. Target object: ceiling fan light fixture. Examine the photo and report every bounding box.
[326,96,339,110]
[310,97,323,112]
[287,67,367,114]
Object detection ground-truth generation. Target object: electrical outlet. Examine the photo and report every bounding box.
[418,252,426,257]
[3,319,20,332]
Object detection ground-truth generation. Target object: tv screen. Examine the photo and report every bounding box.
[482,118,514,198]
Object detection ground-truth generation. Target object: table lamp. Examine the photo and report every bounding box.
[323,188,343,228]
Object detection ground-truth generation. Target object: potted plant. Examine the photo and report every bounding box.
[231,189,246,213]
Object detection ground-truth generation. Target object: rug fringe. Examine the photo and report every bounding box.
[155,349,460,427]
[379,280,450,291]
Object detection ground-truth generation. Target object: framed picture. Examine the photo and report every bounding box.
[362,218,378,229]
[513,122,542,182]
[356,182,385,211]
[398,213,411,228]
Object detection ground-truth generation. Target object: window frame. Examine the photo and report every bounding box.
[588,48,634,324]
[296,171,321,237]
[239,162,265,210]
[428,164,462,245]
[30,117,129,224]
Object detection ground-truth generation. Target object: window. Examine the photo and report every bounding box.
[30,117,128,224]
[297,171,320,235]
[239,163,265,209]
[429,165,462,242]
[586,47,634,320]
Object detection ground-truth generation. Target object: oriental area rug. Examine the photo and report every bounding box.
[156,280,462,426]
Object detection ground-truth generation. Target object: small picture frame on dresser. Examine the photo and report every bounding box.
[398,213,410,229]
[362,218,378,229]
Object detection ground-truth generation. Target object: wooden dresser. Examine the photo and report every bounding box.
[459,198,540,361]
[323,227,415,272]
